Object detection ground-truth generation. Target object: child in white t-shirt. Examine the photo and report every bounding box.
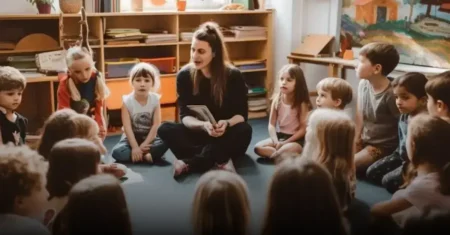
[111,63,168,164]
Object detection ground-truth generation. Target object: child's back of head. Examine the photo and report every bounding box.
[47,138,101,199]
[408,114,450,195]
[0,145,48,220]
[262,158,348,235]
[61,174,132,235]
[425,71,450,119]
[357,42,399,78]
[192,170,250,235]
[37,109,78,159]
[316,77,353,109]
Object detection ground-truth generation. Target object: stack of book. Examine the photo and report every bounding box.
[248,87,268,119]
[229,26,267,39]
[180,31,194,42]
[146,33,177,44]
[233,59,266,71]
[105,28,148,45]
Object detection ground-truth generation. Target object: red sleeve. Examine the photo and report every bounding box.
[57,75,71,110]
[94,99,105,131]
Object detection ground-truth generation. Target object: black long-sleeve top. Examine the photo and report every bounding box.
[177,66,248,122]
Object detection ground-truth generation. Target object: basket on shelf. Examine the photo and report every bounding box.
[59,0,82,13]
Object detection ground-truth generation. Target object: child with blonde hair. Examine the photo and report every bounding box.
[366,72,428,193]
[57,10,110,139]
[44,138,101,231]
[0,66,28,146]
[111,62,168,164]
[60,174,133,235]
[302,108,356,212]
[262,158,349,235]
[254,64,311,159]
[192,170,250,235]
[315,77,353,110]
[371,114,450,228]
[0,145,50,235]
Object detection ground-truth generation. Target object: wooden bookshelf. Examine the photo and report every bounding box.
[0,10,273,135]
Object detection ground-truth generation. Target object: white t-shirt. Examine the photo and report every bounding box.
[122,92,160,137]
[392,172,450,227]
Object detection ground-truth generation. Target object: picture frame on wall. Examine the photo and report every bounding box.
[340,0,450,69]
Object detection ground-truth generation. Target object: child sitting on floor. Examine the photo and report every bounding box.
[254,64,311,160]
[315,77,353,110]
[262,158,349,235]
[59,174,133,235]
[0,66,28,146]
[354,42,401,175]
[371,114,450,228]
[302,108,356,212]
[192,170,250,235]
[44,138,101,232]
[111,63,168,164]
[366,72,428,193]
[0,145,50,235]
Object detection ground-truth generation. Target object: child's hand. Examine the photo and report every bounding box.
[99,127,106,140]
[131,147,143,162]
[275,141,285,150]
[140,143,150,153]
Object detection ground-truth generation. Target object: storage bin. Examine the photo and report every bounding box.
[105,79,133,110]
[105,58,139,78]
[161,106,177,122]
[159,76,177,105]
[140,57,176,74]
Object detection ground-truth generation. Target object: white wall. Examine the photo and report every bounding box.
[269,0,359,113]
[1,0,61,14]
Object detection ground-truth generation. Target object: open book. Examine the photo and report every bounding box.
[187,105,217,125]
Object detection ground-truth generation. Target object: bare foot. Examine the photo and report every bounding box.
[216,159,236,173]
[173,160,189,177]
[144,153,153,163]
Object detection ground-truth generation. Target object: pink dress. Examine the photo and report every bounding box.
[277,101,300,135]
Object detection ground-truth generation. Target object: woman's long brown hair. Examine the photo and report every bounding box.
[190,22,231,107]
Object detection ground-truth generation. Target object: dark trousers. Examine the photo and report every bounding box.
[111,134,168,163]
[366,152,404,193]
[157,122,252,172]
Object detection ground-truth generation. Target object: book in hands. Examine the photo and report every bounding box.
[187,105,217,125]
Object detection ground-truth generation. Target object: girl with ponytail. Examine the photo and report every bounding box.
[57,8,110,139]
[371,114,450,228]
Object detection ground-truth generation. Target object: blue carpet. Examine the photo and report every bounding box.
[104,118,392,235]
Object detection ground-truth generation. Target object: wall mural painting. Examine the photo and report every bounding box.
[341,0,450,69]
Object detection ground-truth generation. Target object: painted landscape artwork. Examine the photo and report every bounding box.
[341,0,450,69]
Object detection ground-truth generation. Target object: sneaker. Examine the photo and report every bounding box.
[173,160,189,177]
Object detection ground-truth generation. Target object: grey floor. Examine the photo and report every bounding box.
[104,118,392,235]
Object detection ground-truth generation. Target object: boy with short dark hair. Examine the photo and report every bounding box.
[354,42,401,174]
[0,66,28,146]
[425,71,450,122]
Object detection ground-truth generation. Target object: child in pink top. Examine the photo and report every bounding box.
[254,64,312,161]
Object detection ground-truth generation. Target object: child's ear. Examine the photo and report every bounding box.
[374,64,382,75]
[437,100,447,113]
[334,98,342,108]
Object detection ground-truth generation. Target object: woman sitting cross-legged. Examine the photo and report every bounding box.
[157,21,252,178]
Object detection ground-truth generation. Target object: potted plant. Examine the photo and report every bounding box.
[26,0,55,14]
